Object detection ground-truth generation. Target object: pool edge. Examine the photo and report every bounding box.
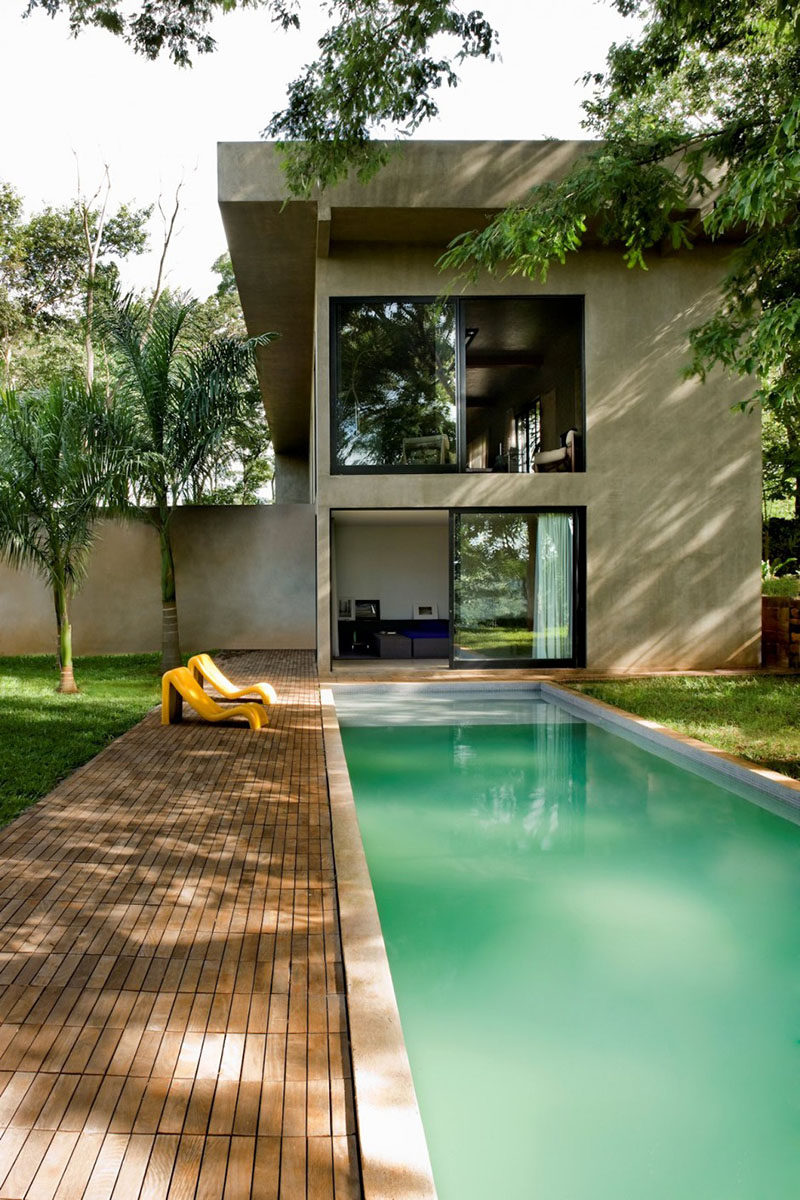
[320,687,438,1200]
[542,681,800,809]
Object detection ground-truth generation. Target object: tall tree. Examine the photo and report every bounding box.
[439,0,800,508]
[189,255,274,503]
[104,292,273,669]
[0,184,26,383]
[0,179,151,388]
[0,378,129,691]
[192,254,247,341]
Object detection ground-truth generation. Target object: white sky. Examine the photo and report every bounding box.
[1,0,638,298]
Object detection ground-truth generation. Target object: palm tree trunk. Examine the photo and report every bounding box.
[54,579,78,694]
[159,522,181,671]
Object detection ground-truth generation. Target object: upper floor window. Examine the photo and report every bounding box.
[331,296,584,474]
[333,300,456,470]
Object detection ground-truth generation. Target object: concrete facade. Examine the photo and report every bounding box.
[218,140,762,672]
[0,505,316,655]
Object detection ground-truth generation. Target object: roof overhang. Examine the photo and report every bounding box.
[218,140,601,455]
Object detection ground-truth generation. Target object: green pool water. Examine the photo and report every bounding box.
[336,693,800,1200]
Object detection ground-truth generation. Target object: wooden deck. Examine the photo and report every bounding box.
[0,651,361,1200]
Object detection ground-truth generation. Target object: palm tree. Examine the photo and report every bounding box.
[0,378,128,692]
[105,292,272,670]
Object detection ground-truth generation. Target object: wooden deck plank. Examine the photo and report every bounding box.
[9,1074,58,1130]
[252,1136,281,1199]
[308,1135,334,1200]
[107,1077,148,1135]
[51,1129,105,1200]
[81,1132,129,1200]
[25,1129,80,1200]
[279,1136,306,1200]
[333,1135,362,1200]
[222,1135,255,1200]
[164,1133,203,1199]
[137,1132,179,1200]
[0,652,362,1199]
[108,1133,154,1200]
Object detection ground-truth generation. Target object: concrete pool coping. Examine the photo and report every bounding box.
[540,681,800,814]
[320,687,438,1200]
[321,679,800,1200]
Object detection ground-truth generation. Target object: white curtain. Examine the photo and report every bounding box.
[533,513,573,659]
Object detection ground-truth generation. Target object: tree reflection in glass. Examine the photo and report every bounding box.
[334,300,456,468]
[453,511,574,661]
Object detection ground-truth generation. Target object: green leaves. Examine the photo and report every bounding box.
[102,290,275,513]
[26,0,231,64]
[441,0,800,510]
[0,377,131,592]
[0,181,152,390]
[265,1,496,192]
[23,2,497,189]
[440,146,694,280]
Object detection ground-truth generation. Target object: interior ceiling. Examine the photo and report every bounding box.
[464,297,581,402]
[332,509,448,527]
[464,296,581,353]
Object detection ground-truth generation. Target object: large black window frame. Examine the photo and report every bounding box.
[330,295,585,476]
[449,506,586,669]
[328,505,586,669]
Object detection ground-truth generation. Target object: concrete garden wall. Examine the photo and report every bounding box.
[0,505,316,656]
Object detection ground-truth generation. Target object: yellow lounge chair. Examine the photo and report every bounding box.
[187,653,278,706]
[161,667,268,730]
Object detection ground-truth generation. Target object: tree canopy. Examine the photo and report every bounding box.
[0,179,150,387]
[2,177,275,506]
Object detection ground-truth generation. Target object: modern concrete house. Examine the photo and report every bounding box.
[219,140,761,674]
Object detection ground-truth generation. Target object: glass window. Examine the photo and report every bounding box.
[463,296,583,473]
[515,399,542,473]
[452,511,575,663]
[333,300,456,470]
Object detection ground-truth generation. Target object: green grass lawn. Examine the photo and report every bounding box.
[0,654,162,828]
[456,626,569,656]
[570,675,800,780]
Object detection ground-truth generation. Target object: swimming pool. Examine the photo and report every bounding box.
[333,686,800,1200]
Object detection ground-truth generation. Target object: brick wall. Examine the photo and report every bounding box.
[762,596,800,668]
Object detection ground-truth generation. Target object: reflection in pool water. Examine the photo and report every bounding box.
[337,693,800,1200]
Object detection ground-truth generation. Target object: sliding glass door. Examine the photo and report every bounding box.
[451,510,580,665]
